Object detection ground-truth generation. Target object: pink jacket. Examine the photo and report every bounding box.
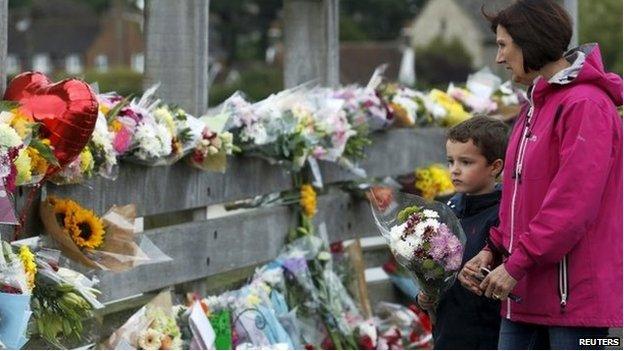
[489,44,623,327]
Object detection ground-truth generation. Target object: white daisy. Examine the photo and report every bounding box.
[422,209,439,219]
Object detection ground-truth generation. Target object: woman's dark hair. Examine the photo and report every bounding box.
[482,0,572,73]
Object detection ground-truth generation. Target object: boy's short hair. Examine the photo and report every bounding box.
[447,116,509,164]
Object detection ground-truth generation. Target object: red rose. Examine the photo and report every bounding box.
[359,335,376,350]
[330,241,344,254]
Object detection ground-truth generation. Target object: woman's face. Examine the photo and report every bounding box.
[495,25,534,85]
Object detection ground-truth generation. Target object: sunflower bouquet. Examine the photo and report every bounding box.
[40,196,170,272]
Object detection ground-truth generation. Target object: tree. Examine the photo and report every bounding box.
[340,0,427,41]
[579,0,622,74]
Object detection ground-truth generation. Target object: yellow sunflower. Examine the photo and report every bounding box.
[50,197,74,225]
[65,208,105,250]
[300,184,317,218]
[19,245,37,291]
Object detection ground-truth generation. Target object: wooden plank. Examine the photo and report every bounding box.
[144,0,210,116]
[0,0,6,95]
[321,128,448,183]
[283,0,339,88]
[95,190,371,302]
[42,128,447,217]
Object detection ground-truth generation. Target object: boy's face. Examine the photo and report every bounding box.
[446,139,499,195]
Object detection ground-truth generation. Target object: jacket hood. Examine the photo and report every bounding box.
[533,43,623,106]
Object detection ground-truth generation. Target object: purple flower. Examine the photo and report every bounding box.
[429,234,449,262]
[445,249,463,271]
[281,256,308,275]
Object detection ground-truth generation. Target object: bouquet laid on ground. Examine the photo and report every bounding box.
[373,302,432,349]
[0,241,33,349]
[40,196,170,271]
[106,290,183,350]
[174,298,217,349]
[31,248,104,348]
[370,190,466,314]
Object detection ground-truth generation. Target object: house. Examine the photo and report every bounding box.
[408,0,512,76]
[7,0,144,75]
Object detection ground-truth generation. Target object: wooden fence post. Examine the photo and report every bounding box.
[283,0,339,88]
[144,0,210,116]
[0,0,8,96]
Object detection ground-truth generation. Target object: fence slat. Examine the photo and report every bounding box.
[0,0,7,95]
[96,190,362,302]
[144,0,210,116]
[44,128,447,217]
[283,0,340,88]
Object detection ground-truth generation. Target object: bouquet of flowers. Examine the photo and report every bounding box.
[413,163,455,201]
[447,83,498,115]
[174,298,217,350]
[40,196,171,271]
[229,86,323,174]
[189,104,238,173]
[107,85,181,166]
[31,248,103,348]
[427,89,472,127]
[370,190,466,308]
[492,81,524,121]
[0,241,33,349]
[374,302,432,350]
[1,103,59,188]
[376,83,423,128]
[307,88,368,178]
[106,290,183,350]
[47,147,95,185]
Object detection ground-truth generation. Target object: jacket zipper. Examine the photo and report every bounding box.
[507,87,535,319]
[559,255,568,311]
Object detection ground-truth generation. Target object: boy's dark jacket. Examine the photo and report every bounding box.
[432,188,502,350]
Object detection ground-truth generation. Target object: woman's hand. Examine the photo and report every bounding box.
[480,264,517,301]
[458,250,493,295]
[417,292,437,311]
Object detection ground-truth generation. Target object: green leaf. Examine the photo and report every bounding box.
[0,100,20,112]
[106,95,132,124]
[30,139,60,167]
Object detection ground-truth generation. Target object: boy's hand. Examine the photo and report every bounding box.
[459,250,494,296]
[417,292,437,311]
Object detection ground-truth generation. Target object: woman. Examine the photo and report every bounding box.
[458,0,622,349]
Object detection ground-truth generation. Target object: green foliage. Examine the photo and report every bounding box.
[415,35,474,89]
[340,0,427,41]
[397,205,421,223]
[209,64,283,106]
[54,67,143,96]
[579,0,623,75]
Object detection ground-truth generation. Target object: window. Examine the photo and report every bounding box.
[95,54,109,72]
[32,54,51,74]
[131,53,144,73]
[7,54,20,75]
[65,54,83,74]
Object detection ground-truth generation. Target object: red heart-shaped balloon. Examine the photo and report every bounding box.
[4,72,98,175]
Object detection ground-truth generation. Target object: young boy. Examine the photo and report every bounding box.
[418,116,509,349]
